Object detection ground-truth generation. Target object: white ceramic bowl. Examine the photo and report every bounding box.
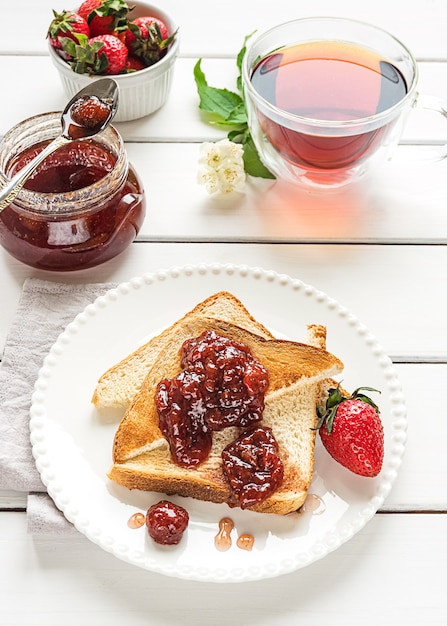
[48,2,179,122]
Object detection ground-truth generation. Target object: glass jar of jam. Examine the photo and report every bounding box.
[0,112,146,271]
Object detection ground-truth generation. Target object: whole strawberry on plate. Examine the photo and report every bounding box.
[317,385,384,477]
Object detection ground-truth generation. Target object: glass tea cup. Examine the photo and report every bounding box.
[242,17,446,187]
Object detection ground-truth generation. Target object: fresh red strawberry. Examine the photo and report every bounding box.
[125,16,177,66]
[124,56,146,72]
[61,33,127,75]
[47,10,90,51]
[317,386,384,477]
[126,16,169,46]
[89,34,128,73]
[78,0,130,37]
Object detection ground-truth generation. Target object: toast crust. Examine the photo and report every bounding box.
[92,291,275,409]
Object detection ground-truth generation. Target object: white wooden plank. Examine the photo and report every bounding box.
[4,0,447,60]
[0,490,26,509]
[382,364,447,510]
[0,511,445,625]
[122,142,447,243]
[1,243,446,358]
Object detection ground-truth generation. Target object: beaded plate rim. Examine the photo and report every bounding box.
[30,263,407,583]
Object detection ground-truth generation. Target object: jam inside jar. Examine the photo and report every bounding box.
[0,112,146,271]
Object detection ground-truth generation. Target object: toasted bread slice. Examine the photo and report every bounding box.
[108,318,344,515]
[305,324,351,426]
[92,291,275,409]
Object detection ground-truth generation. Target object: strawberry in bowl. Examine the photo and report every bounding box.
[125,15,176,66]
[48,9,90,54]
[47,1,179,121]
[77,0,130,38]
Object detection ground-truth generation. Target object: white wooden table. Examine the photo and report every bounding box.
[1,1,446,623]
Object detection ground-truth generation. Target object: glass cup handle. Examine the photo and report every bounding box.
[410,93,447,161]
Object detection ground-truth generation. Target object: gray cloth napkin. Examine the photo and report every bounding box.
[26,492,80,536]
[0,278,114,534]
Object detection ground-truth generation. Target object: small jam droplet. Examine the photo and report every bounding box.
[236,533,254,551]
[214,517,234,551]
[300,493,326,515]
[127,512,146,529]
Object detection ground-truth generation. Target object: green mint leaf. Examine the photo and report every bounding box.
[194,44,275,180]
[241,134,275,179]
[225,102,247,125]
[236,31,256,93]
[227,129,246,142]
[194,59,243,122]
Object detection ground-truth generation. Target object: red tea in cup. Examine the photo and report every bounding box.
[250,41,407,172]
[242,18,427,186]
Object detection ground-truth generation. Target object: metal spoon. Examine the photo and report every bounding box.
[0,78,119,211]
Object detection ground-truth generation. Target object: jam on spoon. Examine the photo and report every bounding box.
[65,93,116,140]
[0,78,118,210]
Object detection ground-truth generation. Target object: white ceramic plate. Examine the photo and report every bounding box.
[30,264,407,582]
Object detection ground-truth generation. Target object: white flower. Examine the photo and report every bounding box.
[197,139,246,195]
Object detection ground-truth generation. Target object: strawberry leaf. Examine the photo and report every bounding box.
[89,0,122,15]
[87,0,130,31]
[48,10,77,39]
[351,387,381,413]
[60,36,108,74]
[316,384,381,433]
